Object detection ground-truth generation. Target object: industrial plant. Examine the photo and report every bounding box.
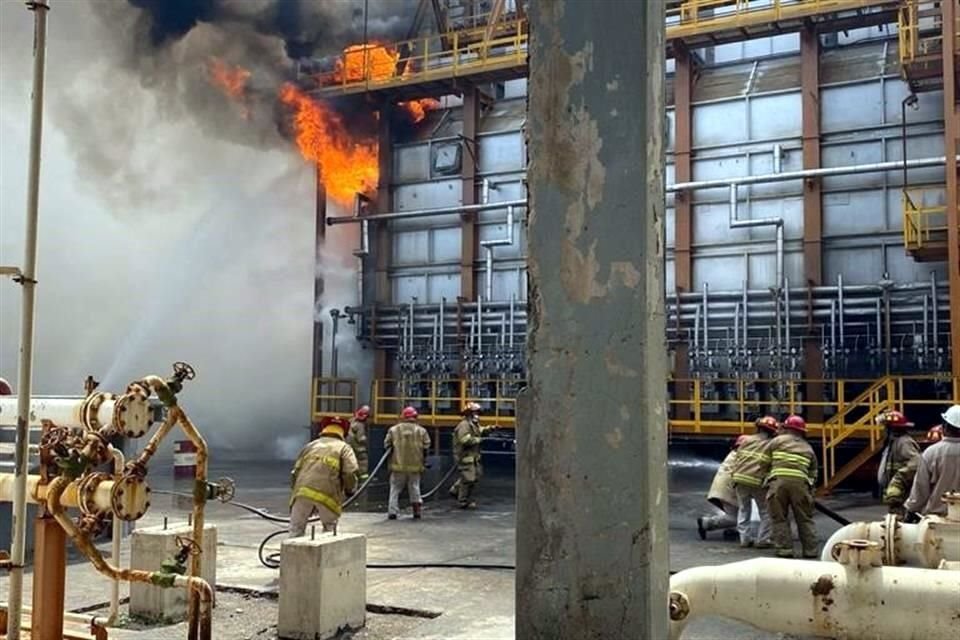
[1,0,959,639]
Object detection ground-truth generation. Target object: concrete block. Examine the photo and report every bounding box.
[278,533,366,640]
[129,523,217,622]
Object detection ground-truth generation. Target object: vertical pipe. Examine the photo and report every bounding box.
[784,278,791,358]
[485,247,494,302]
[729,183,738,223]
[478,294,483,354]
[773,143,782,174]
[8,2,50,637]
[500,313,506,347]
[702,282,710,359]
[931,272,939,352]
[742,279,748,355]
[439,297,445,355]
[830,299,837,354]
[693,304,701,356]
[838,273,845,353]
[509,294,515,349]
[330,311,340,378]
[775,224,784,294]
[923,293,929,353]
[885,284,893,374]
[432,314,439,352]
[876,299,883,352]
[733,302,741,366]
[408,301,415,354]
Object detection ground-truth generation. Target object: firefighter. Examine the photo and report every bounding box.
[696,435,746,540]
[730,415,778,548]
[384,406,431,520]
[905,405,960,518]
[450,402,487,509]
[766,414,819,558]
[876,410,920,517]
[289,416,358,537]
[347,405,371,480]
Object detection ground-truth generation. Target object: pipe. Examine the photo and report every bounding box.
[485,247,494,301]
[830,299,837,352]
[772,143,782,174]
[820,510,960,568]
[838,273,845,354]
[508,295,515,349]
[784,278,791,356]
[8,4,50,634]
[931,271,939,351]
[732,302,740,365]
[923,293,929,351]
[876,298,882,350]
[670,155,957,191]
[668,554,960,640]
[702,283,709,357]
[477,294,483,352]
[330,310,340,378]
[693,304,701,354]
[439,297,445,354]
[431,314,438,352]
[741,280,748,352]
[480,205,516,303]
[328,198,528,225]
[104,447,124,627]
[408,301,415,354]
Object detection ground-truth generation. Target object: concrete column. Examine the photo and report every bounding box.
[518,2,668,639]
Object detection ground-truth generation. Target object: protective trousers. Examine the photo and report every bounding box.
[451,461,481,506]
[766,478,818,557]
[735,484,772,545]
[289,497,338,537]
[388,472,422,516]
[701,502,737,532]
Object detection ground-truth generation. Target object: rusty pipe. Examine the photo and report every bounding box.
[45,474,213,640]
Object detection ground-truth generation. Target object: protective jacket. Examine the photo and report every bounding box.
[731,433,772,488]
[878,435,921,505]
[707,450,738,509]
[346,418,369,473]
[766,432,818,487]
[385,421,431,473]
[290,435,358,516]
[454,417,483,466]
[905,436,960,515]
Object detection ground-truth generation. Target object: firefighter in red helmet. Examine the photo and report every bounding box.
[765,415,819,558]
[876,410,920,517]
[289,416,358,536]
[384,406,431,520]
[347,405,371,480]
[730,415,779,548]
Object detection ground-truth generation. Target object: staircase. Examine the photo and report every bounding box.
[817,376,898,495]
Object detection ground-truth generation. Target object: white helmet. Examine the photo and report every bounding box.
[942,405,960,429]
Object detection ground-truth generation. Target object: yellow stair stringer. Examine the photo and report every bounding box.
[818,376,898,494]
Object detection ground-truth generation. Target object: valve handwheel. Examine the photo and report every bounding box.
[215,477,236,503]
[174,535,203,557]
[172,362,196,381]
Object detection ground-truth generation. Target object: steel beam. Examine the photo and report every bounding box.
[943,0,960,380]
[374,103,394,378]
[312,168,326,400]
[674,41,694,419]
[518,1,668,638]
[801,25,825,418]
[30,515,66,640]
[461,87,480,301]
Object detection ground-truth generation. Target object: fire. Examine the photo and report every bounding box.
[207,57,250,101]
[399,98,440,124]
[278,83,378,206]
[336,43,400,83]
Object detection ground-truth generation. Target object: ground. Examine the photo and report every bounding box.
[0,452,890,639]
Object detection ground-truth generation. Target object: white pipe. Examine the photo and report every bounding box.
[508,295,515,349]
[820,513,960,568]
[702,283,709,357]
[784,277,790,356]
[477,295,483,352]
[480,205,516,303]
[8,2,50,635]
[99,446,124,627]
[439,297,445,353]
[838,273,845,351]
[772,143,782,174]
[931,271,939,351]
[485,247,494,301]
[669,556,960,640]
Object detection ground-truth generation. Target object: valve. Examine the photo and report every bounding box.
[206,477,236,503]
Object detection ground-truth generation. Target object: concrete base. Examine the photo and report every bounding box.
[129,523,217,623]
[278,532,366,640]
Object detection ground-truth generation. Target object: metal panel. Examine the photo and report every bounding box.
[823,190,887,237]
[822,84,883,132]
[431,227,462,263]
[665,258,676,294]
[426,273,460,302]
[886,250,949,285]
[393,275,428,302]
[749,93,801,139]
[394,144,430,182]
[665,206,676,250]
[393,230,429,265]
[824,246,884,285]
[693,101,747,147]
[479,133,524,173]
[394,180,461,211]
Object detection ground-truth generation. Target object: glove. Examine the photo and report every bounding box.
[903,511,921,524]
[882,485,903,505]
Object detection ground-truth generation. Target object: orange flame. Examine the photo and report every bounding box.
[336,43,400,83]
[399,98,440,124]
[207,57,250,100]
[278,83,378,206]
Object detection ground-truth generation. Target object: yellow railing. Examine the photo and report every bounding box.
[667,0,896,38]
[311,377,358,422]
[370,378,521,427]
[314,18,527,95]
[898,0,960,65]
[903,188,948,250]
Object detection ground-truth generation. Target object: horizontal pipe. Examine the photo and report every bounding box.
[821,514,960,568]
[669,155,957,191]
[328,199,528,225]
[0,473,118,513]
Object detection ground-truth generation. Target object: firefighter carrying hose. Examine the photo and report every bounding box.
[289,416,358,536]
[876,410,920,517]
[766,414,819,558]
[730,415,778,548]
[385,406,431,520]
[347,405,371,480]
[450,402,488,509]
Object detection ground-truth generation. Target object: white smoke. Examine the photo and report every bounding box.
[0,1,366,457]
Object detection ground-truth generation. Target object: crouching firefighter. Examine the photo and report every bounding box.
[289,416,359,536]
[766,415,819,558]
[876,410,920,517]
[450,402,488,509]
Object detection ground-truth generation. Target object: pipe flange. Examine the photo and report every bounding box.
[80,391,114,432]
[883,513,901,566]
[111,474,152,522]
[113,387,152,438]
[76,471,110,516]
[669,592,690,621]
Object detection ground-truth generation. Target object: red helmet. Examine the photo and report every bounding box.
[755,415,779,434]
[0,377,12,396]
[879,410,914,429]
[462,402,482,415]
[782,415,807,433]
[734,434,749,449]
[355,405,371,420]
[320,416,349,437]
[401,406,418,420]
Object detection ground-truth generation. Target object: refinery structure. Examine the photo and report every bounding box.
[0,1,959,639]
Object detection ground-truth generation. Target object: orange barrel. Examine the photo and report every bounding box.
[173,440,198,478]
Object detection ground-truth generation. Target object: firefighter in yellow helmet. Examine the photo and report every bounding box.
[765,415,819,558]
[876,410,920,517]
[450,402,488,509]
[347,405,371,480]
[384,406,431,520]
[289,416,358,536]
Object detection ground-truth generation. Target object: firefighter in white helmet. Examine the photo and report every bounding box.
[450,402,489,509]
[905,405,960,518]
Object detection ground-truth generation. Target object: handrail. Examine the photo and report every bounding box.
[902,188,948,250]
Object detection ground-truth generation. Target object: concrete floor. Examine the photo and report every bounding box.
[0,453,890,639]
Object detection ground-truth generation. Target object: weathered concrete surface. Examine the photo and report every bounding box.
[278,533,366,640]
[519,0,669,638]
[130,524,217,622]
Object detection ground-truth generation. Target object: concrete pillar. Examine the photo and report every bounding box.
[517,1,668,639]
[278,533,366,640]
[129,524,217,622]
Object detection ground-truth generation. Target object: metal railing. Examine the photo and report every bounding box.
[370,378,521,427]
[903,188,948,250]
[310,378,358,422]
[898,0,960,65]
[313,17,527,95]
[667,0,894,38]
